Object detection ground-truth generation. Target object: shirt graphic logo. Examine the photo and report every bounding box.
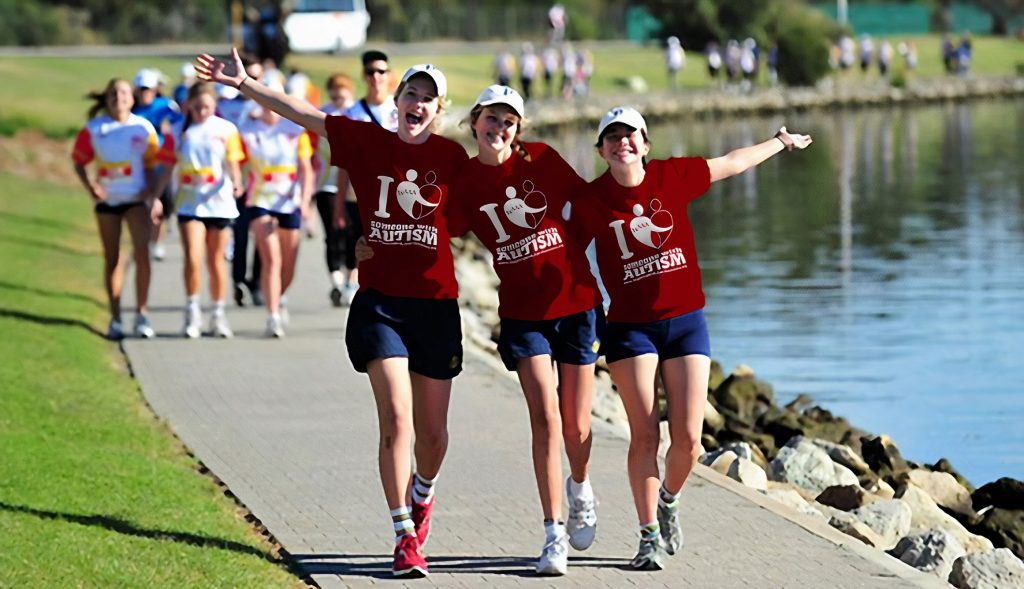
[610,199,674,260]
[374,169,442,221]
[480,180,548,243]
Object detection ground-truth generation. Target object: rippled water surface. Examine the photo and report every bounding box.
[536,99,1024,485]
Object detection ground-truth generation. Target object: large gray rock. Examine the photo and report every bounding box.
[830,514,888,548]
[898,484,994,554]
[949,548,1024,589]
[720,440,769,470]
[810,439,872,476]
[762,486,826,519]
[906,469,976,519]
[889,528,966,580]
[709,450,739,475]
[846,499,913,550]
[768,437,860,496]
[727,457,768,491]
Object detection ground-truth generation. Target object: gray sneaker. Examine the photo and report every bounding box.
[132,314,155,339]
[630,535,667,571]
[565,477,597,550]
[657,501,683,555]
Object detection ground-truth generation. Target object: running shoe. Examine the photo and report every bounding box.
[411,498,434,547]
[536,530,569,576]
[630,535,667,571]
[182,307,201,339]
[209,314,233,339]
[250,286,264,306]
[329,286,343,307]
[150,241,166,261]
[657,499,684,555]
[279,303,290,327]
[233,282,248,307]
[392,533,427,578]
[106,319,124,341]
[132,314,155,339]
[264,315,285,338]
[341,283,358,306]
[565,477,597,550]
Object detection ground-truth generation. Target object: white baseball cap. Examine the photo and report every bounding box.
[596,106,648,142]
[215,83,240,100]
[400,64,447,98]
[473,85,525,118]
[180,63,197,79]
[133,68,161,89]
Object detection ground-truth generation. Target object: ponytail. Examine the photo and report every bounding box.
[86,78,126,119]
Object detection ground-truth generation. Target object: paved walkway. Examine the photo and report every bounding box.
[123,234,945,588]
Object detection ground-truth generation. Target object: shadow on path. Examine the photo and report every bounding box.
[0,307,105,338]
[0,500,278,562]
[290,553,633,578]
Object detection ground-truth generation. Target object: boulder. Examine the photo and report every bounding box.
[727,457,768,491]
[719,440,769,470]
[762,486,825,519]
[817,484,880,511]
[703,399,725,434]
[929,458,976,493]
[707,359,725,393]
[830,515,888,548]
[767,437,860,496]
[708,450,738,475]
[903,469,977,520]
[757,407,804,449]
[810,439,872,477]
[897,484,995,554]
[973,478,1024,511]
[701,433,720,454]
[711,366,775,424]
[846,499,913,550]
[860,434,911,481]
[784,393,814,412]
[949,548,1024,589]
[801,406,864,447]
[889,528,966,580]
[976,508,1024,561]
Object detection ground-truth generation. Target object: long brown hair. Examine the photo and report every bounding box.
[468,103,531,161]
[85,78,128,119]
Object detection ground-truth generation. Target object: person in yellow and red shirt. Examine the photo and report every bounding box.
[154,82,245,339]
[573,107,812,570]
[236,75,314,338]
[72,78,163,341]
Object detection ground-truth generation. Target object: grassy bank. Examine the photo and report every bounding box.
[2,35,1022,138]
[0,173,300,588]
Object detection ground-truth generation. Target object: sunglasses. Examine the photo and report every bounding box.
[364,68,390,76]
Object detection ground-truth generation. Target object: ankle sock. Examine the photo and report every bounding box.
[411,473,435,504]
[390,506,415,541]
[640,522,660,541]
[659,483,680,509]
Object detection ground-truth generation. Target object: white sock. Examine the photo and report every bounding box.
[280,294,288,308]
[568,476,593,499]
[390,506,415,540]
[330,270,344,288]
[544,520,566,542]
[186,295,200,310]
[411,472,435,504]
[212,300,226,317]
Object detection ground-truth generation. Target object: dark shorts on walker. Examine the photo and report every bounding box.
[177,215,233,230]
[94,200,144,215]
[345,288,463,380]
[498,306,603,372]
[600,308,710,363]
[250,207,301,230]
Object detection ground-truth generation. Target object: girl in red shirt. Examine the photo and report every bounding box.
[574,107,811,570]
[196,50,466,578]
[444,85,602,576]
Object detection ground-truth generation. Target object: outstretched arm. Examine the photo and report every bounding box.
[706,126,812,182]
[194,48,328,137]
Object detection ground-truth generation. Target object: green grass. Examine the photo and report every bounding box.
[0,173,300,589]
[2,35,1022,138]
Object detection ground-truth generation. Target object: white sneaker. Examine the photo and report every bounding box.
[209,314,233,338]
[106,319,124,340]
[565,477,598,550]
[536,531,569,576]
[279,304,290,327]
[341,283,358,306]
[133,314,155,338]
[265,315,285,338]
[182,307,201,339]
[150,241,166,261]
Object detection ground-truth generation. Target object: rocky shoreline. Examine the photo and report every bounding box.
[453,243,1024,589]
[439,74,1024,134]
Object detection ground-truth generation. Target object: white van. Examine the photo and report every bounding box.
[284,0,371,53]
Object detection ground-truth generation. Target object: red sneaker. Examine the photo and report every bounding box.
[412,498,434,547]
[392,533,427,578]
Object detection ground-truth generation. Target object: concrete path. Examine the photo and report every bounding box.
[123,232,945,588]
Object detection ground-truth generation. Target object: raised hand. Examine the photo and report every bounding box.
[195,48,247,89]
[776,126,813,151]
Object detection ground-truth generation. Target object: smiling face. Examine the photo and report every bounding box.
[395,75,440,143]
[598,123,650,169]
[188,92,217,124]
[363,59,391,100]
[471,105,520,159]
[106,80,135,119]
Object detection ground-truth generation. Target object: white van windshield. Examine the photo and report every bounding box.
[292,0,355,13]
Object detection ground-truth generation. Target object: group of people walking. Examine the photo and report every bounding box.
[75,45,810,578]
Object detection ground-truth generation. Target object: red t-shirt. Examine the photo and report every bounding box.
[575,157,712,323]
[326,115,468,299]
[447,142,601,320]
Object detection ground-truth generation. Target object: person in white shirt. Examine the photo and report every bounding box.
[666,36,685,90]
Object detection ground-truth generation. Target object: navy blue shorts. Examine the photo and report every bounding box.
[600,308,711,363]
[250,207,301,230]
[345,288,463,380]
[95,200,144,215]
[178,215,232,230]
[498,306,603,372]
